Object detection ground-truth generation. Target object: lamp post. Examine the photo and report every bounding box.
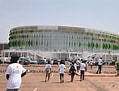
[100,38,103,54]
[2,43,4,64]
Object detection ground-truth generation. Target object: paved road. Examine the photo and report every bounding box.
[0,72,119,91]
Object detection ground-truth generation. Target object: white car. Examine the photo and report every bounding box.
[0,57,10,64]
[18,57,30,65]
[18,57,37,65]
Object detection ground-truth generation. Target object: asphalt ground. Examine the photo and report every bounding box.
[0,64,119,91]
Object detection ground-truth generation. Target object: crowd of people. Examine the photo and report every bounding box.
[5,53,112,91]
[5,54,87,91]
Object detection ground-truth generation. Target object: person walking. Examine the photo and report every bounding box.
[44,61,52,82]
[89,60,93,70]
[96,57,103,74]
[59,60,66,83]
[115,60,119,76]
[6,54,28,91]
[80,60,86,81]
[76,59,80,72]
[69,61,76,82]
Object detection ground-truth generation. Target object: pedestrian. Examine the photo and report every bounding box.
[115,60,119,76]
[69,61,76,82]
[6,54,28,91]
[58,60,66,83]
[96,57,103,74]
[85,60,88,71]
[80,60,86,81]
[44,60,52,82]
[89,60,93,70]
[76,59,80,72]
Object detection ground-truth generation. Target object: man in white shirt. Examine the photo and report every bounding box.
[59,60,66,83]
[96,57,103,74]
[76,59,80,72]
[80,60,86,81]
[89,60,93,70]
[6,54,27,91]
[44,61,52,82]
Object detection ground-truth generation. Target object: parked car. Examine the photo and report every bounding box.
[37,59,46,64]
[18,57,30,65]
[29,60,37,64]
[0,59,3,64]
[0,57,10,64]
[103,60,115,65]
[52,58,59,65]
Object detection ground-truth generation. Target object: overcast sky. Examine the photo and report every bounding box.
[0,0,119,43]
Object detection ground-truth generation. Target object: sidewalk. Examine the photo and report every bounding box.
[85,71,117,77]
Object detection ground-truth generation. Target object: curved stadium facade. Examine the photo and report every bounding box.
[9,25,119,53]
[4,26,119,60]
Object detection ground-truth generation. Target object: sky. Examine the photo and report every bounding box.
[0,0,119,43]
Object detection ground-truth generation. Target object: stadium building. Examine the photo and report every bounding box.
[4,25,119,60]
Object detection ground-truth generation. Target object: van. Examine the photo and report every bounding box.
[0,57,10,64]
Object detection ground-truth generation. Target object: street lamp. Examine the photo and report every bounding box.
[2,43,5,64]
[100,38,103,53]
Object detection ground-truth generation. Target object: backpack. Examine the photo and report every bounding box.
[69,65,76,72]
